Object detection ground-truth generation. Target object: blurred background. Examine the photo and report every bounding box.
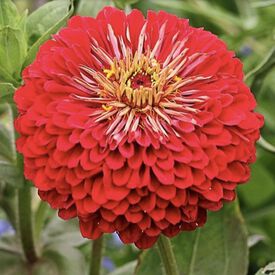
[1,0,275,274]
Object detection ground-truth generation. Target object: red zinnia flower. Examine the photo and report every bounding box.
[14,7,263,249]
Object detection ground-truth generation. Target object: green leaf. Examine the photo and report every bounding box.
[32,244,86,275]
[0,103,22,186]
[0,241,86,275]
[24,0,74,67]
[0,235,27,274]
[113,0,140,9]
[76,0,114,16]
[109,261,137,275]
[239,161,275,208]
[0,26,27,83]
[0,250,29,275]
[0,103,16,163]
[135,202,248,275]
[150,0,242,35]
[27,0,72,46]
[42,214,88,247]
[255,262,275,275]
[252,0,275,8]
[0,82,15,103]
[245,47,275,94]
[234,0,258,29]
[0,0,21,28]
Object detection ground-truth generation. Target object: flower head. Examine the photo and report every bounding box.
[15,7,263,249]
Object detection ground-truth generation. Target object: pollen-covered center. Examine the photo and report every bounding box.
[130,72,152,89]
[100,53,163,109]
[73,24,211,139]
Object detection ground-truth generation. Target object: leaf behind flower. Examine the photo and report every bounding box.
[24,0,74,67]
[135,202,248,275]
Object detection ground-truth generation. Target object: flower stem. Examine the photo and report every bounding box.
[157,235,179,275]
[18,183,38,263]
[89,237,104,275]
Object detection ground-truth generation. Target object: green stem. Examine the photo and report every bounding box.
[157,235,179,275]
[72,0,80,15]
[124,3,132,13]
[18,184,38,263]
[89,237,104,275]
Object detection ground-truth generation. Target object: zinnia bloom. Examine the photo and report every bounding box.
[15,7,263,249]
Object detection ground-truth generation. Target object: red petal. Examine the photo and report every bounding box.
[112,165,132,186]
[72,183,86,200]
[142,147,157,166]
[201,180,223,202]
[165,207,181,224]
[119,224,142,243]
[148,208,165,222]
[171,189,187,207]
[79,219,102,239]
[125,210,143,223]
[106,150,125,170]
[152,165,175,185]
[135,234,158,249]
[112,200,129,215]
[156,185,176,200]
[83,196,100,212]
[56,135,75,151]
[79,129,97,149]
[128,146,143,169]
[58,206,77,220]
[91,177,107,204]
[140,193,156,212]
[118,141,135,158]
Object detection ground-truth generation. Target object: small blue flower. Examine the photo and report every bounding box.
[0,220,14,236]
[239,45,253,57]
[102,256,115,272]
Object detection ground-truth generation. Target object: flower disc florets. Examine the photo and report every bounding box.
[14,7,263,249]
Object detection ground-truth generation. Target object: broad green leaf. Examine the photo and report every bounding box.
[135,202,248,275]
[252,0,275,8]
[150,0,242,35]
[0,0,20,27]
[113,0,140,9]
[0,27,27,83]
[0,236,27,275]
[0,242,85,275]
[42,214,88,247]
[32,244,86,275]
[27,0,72,45]
[245,203,275,222]
[24,0,74,67]
[109,261,137,275]
[0,250,28,275]
[0,82,15,103]
[255,262,275,275]
[245,47,275,94]
[76,0,114,16]
[234,0,258,29]
[0,234,21,256]
[0,103,16,163]
[257,103,275,131]
[0,103,22,186]
[238,162,275,208]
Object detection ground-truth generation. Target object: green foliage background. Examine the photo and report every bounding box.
[0,0,275,274]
